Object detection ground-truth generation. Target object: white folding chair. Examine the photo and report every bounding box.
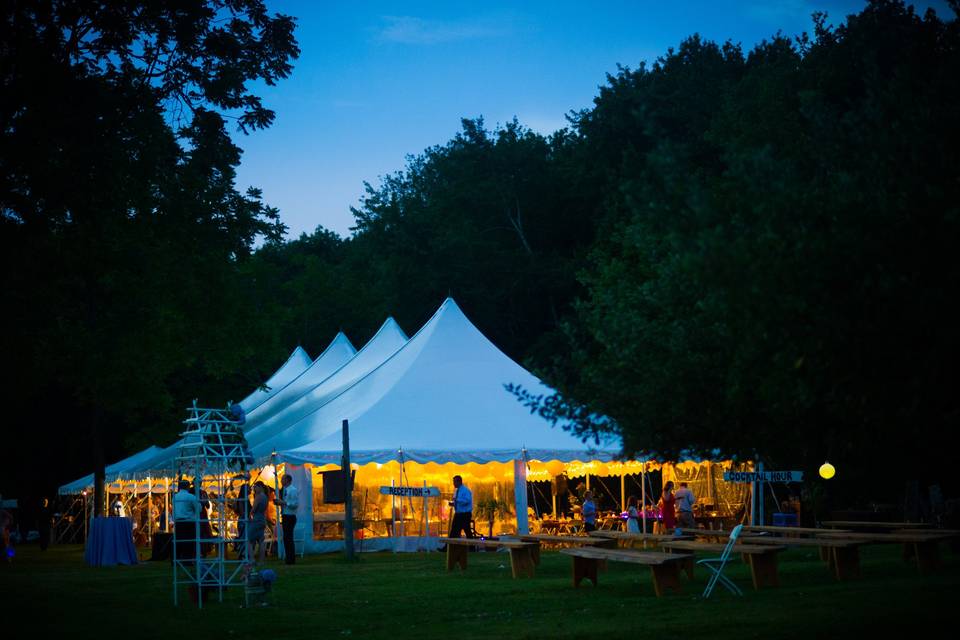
[698,524,744,598]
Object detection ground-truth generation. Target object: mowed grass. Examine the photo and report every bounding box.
[1,541,957,638]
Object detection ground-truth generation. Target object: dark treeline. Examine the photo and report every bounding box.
[2,1,958,515]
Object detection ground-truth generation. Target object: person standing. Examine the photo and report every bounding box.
[675,482,697,530]
[581,491,598,532]
[626,495,641,533]
[38,498,52,551]
[275,474,299,565]
[247,482,268,565]
[173,481,200,563]
[448,475,474,538]
[659,481,676,533]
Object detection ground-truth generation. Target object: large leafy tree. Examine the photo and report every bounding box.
[0,1,298,509]
[517,1,960,501]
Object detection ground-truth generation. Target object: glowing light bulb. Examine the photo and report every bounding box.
[819,462,836,480]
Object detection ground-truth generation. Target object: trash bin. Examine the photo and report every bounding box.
[773,513,798,527]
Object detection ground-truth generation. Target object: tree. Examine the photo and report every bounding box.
[0,1,299,510]
[517,1,960,502]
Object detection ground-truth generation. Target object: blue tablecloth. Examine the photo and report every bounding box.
[84,517,138,567]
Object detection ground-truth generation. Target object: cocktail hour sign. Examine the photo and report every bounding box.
[379,486,441,498]
[723,470,804,483]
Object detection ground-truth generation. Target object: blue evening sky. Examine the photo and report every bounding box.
[234,1,952,238]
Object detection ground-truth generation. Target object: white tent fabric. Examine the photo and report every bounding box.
[244,318,409,460]
[238,345,312,414]
[58,445,163,494]
[121,340,340,478]
[279,298,618,466]
[242,332,357,430]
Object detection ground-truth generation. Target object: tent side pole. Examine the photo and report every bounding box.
[147,476,153,543]
[641,462,647,534]
[620,471,627,511]
[513,458,529,535]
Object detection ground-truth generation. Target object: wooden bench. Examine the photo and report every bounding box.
[589,530,695,549]
[659,540,786,589]
[518,534,617,566]
[559,547,693,597]
[744,535,863,581]
[821,520,931,531]
[438,537,538,578]
[817,531,952,574]
[743,525,853,537]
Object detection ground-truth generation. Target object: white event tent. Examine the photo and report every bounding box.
[59,297,748,551]
[58,445,164,495]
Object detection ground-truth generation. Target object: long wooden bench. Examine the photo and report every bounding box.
[588,530,695,549]
[659,540,786,589]
[816,531,952,574]
[438,537,538,578]
[559,547,693,597]
[821,520,931,531]
[743,525,854,537]
[518,534,618,566]
[744,535,863,581]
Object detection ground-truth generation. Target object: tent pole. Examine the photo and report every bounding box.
[147,476,153,543]
[423,480,429,545]
[641,461,647,534]
[514,457,529,535]
[340,422,355,561]
[271,453,284,562]
[164,479,170,532]
[620,473,626,515]
[391,478,396,551]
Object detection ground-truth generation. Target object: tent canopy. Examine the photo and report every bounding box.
[280,298,619,466]
[237,345,312,414]
[244,317,409,459]
[58,445,164,494]
[242,332,356,431]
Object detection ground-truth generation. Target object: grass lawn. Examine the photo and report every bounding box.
[2,541,957,638]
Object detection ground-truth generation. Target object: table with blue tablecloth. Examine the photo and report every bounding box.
[84,517,138,566]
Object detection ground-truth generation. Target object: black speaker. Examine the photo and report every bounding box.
[321,469,355,504]
[150,532,172,561]
[552,473,568,496]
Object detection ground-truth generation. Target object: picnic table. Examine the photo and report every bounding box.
[816,531,953,574]
[821,520,931,531]
[744,525,853,536]
[659,540,786,589]
[589,530,694,549]
[743,535,863,581]
[518,534,617,566]
[559,547,693,596]
[438,537,538,578]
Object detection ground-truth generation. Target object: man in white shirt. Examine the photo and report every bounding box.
[276,474,299,564]
[675,482,697,530]
[448,475,474,538]
[173,480,200,561]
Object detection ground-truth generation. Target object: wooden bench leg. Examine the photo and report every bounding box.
[680,555,694,580]
[530,543,541,566]
[572,555,598,587]
[914,541,941,574]
[820,545,832,563]
[446,544,467,572]
[650,563,683,597]
[747,553,779,589]
[509,548,535,579]
[832,547,860,581]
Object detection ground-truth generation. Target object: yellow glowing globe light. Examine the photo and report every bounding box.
[819,462,836,480]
